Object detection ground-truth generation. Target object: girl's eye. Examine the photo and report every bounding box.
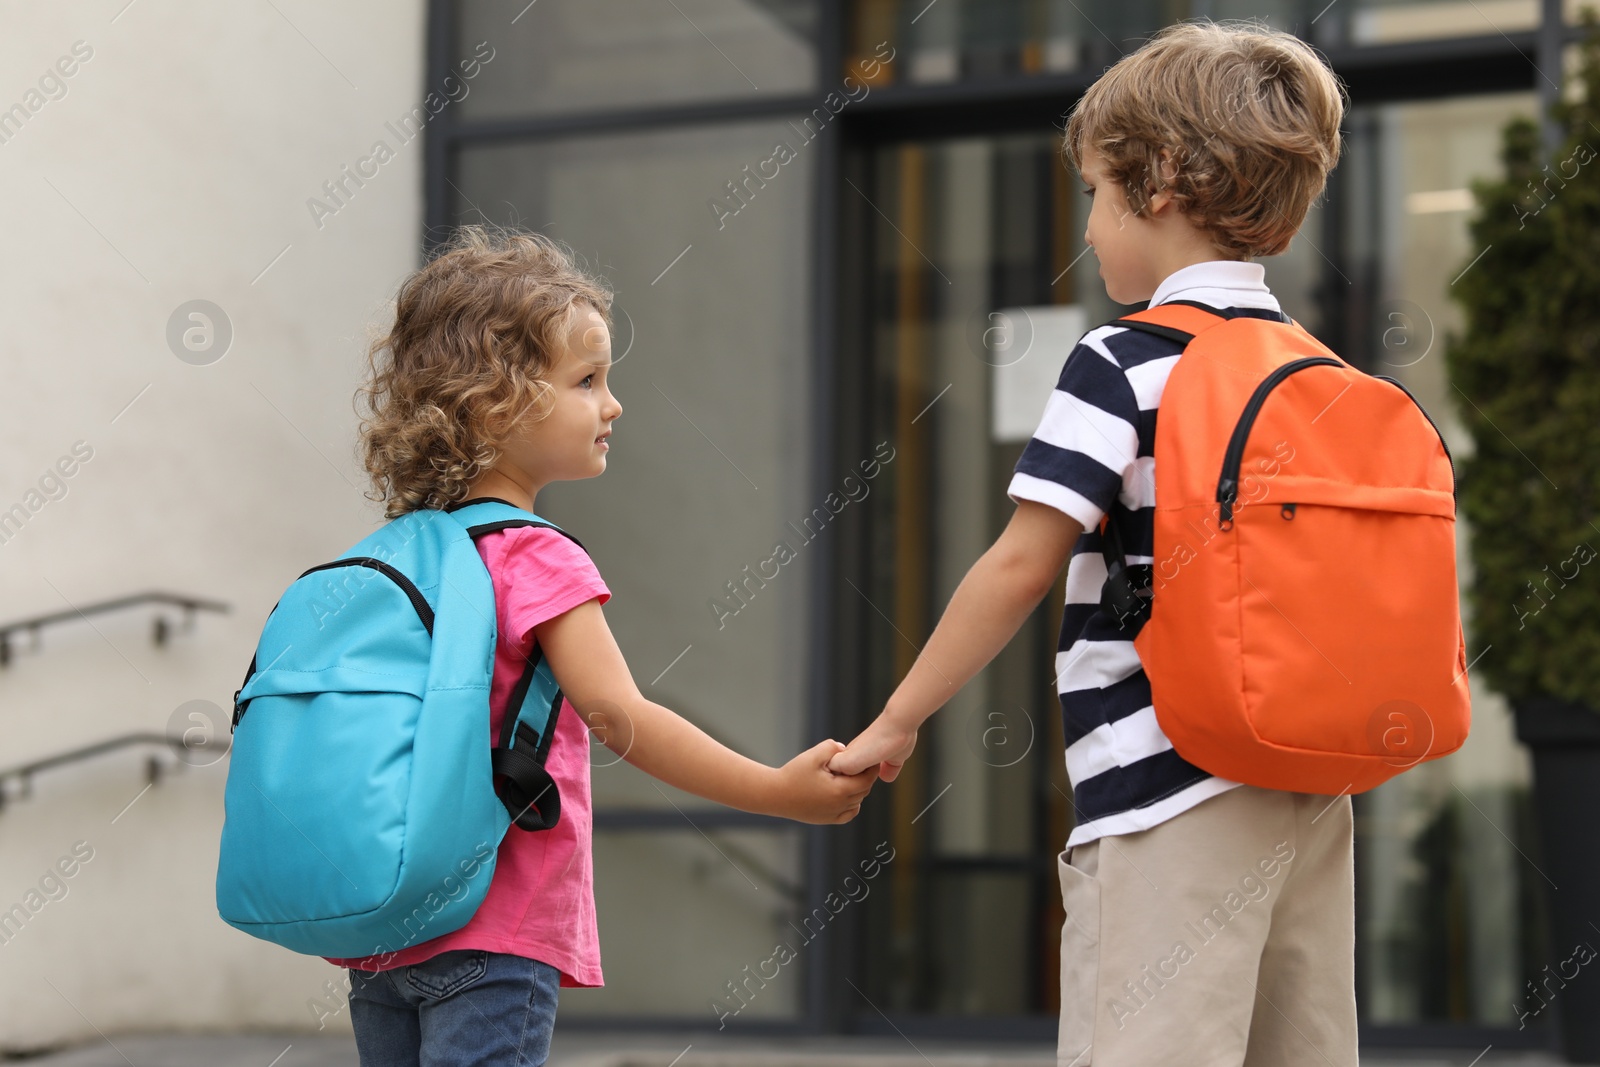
[1081,186,1095,198]
[581,374,595,388]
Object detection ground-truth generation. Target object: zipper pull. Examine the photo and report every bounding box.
[1216,478,1238,528]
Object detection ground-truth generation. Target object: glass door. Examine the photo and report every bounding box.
[840,134,1084,1024]
[1334,91,1548,1042]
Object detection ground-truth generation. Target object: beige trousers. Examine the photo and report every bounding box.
[1057,785,1357,1067]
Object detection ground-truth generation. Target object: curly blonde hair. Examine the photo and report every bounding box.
[357,226,613,518]
[1065,20,1346,258]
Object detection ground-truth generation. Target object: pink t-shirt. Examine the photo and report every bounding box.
[325,525,609,987]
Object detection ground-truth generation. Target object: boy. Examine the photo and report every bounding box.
[829,21,1351,1066]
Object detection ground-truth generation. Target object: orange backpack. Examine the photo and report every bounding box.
[1100,301,1471,795]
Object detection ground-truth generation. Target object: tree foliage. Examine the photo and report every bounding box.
[1446,16,1600,706]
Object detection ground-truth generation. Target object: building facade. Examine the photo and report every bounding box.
[428,0,1583,1049]
[0,0,1581,1054]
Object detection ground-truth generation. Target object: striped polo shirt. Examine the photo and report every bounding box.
[1007,261,1285,847]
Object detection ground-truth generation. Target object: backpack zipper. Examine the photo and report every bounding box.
[297,558,435,635]
[232,558,434,730]
[1373,374,1457,497]
[1216,357,1343,527]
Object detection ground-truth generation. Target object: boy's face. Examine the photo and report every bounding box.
[1080,146,1231,304]
[1080,147,1160,305]
[499,303,622,486]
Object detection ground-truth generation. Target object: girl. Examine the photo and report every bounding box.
[332,226,876,1067]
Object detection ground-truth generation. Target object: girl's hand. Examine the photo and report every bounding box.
[769,740,878,824]
[827,715,918,782]
[536,599,878,820]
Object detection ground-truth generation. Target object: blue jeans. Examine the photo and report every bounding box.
[347,950,560,1067]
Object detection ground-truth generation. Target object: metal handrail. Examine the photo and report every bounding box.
[0,734,805,900]
[0,591,229,666]
[0,732,198,809]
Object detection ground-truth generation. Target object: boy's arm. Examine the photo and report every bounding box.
[828,500,1084,780]
[533,600,876,824]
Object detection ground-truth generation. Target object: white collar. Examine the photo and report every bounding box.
[1149,260,1280,312]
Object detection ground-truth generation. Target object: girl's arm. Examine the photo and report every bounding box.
[533,599,876,824]
[827,500,1084,780]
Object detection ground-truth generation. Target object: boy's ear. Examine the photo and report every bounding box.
[1146,148,1181,215]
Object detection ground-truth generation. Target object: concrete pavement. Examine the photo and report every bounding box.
[14,1031,1566,1066]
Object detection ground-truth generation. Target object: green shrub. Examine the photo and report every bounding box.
[1446,17,1600,707]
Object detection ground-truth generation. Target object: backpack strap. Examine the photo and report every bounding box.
[1112,301,1225,343]
[1158,299,1292,324]
[1099,513,1153,632]
[1094,302,1286,629]
[450,498,589,832]
[445,497,589,552]
[1110,300,1293,346]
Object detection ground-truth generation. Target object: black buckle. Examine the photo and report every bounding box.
[1103,562,1153,630]
[492,721,561,831]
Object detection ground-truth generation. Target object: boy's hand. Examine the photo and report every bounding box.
[770,740,878,824]
[827,715,918,782]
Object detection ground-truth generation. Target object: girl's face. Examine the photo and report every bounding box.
[495,303,622,492]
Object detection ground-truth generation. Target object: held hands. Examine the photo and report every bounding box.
[766,712,918,825]
[770,740,879,824]
[826,712,918,782]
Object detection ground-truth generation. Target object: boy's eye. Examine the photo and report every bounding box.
[581,374,594,388]
[1081,186,1095,198]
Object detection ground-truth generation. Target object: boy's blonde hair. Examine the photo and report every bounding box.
[1066,20,1345,258]
[358,226,612,517]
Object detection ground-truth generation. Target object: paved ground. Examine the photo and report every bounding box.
[12,1032,1567,1066]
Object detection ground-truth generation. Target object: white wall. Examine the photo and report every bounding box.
[0,0,429,1049]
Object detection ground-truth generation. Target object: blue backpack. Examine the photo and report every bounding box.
[215,498,584,959]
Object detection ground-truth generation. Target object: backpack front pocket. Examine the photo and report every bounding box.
[219,558,435,926]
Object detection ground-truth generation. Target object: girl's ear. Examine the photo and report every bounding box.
[507,378,556,428]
